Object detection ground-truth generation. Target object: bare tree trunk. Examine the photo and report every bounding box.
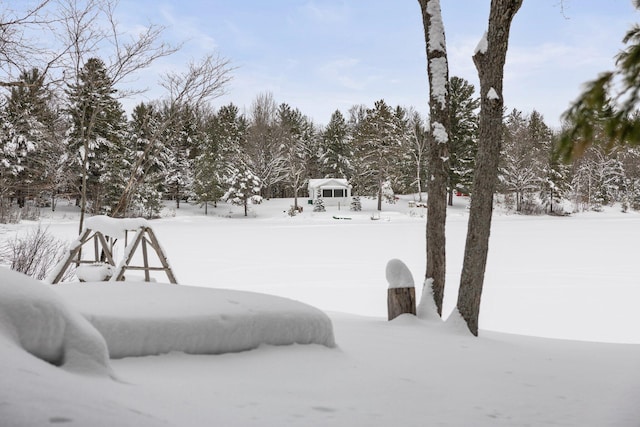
[456,0,523,336]
[419,0,450,316]
[377,174,383,211]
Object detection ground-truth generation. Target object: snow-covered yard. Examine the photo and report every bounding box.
[1,196,639,426]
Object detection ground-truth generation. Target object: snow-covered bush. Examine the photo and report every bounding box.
[350,196,362,211]
[0,225,72,280]
[382,180,395,203]
[222,165,262,216]
[313,198,325,212]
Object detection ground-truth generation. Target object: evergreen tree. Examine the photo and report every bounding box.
[125,102,165,218]
[312,196,326,212]
[276,103,312,209]
[66,57,126,224]
[223,163,262,216]
[349,196,362,211]
[447,76,479,204]
[162,105,200,209]
[319,110,352,179]
[539,150,571,214]
[559,0,640,159]
[352,99,404,210]
[194,103,246,214]
[2,68,56,208]
[500,109,552,212]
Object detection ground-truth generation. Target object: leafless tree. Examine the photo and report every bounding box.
[0,0,61,87]
[418,0,450,317]
[110,55,234,217]
[244,92,288,198]
[457,0,523,336]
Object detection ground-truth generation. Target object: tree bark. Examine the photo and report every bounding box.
[419,0,450,316]
[457,0,523,336]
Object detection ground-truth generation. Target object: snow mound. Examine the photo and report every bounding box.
[385,258,415,289]
[54,283,336,358]
[0,268,112,376]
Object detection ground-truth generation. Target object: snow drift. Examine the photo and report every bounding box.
[0,268,112,377]
[54,282,336,358]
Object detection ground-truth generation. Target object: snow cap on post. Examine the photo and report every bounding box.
[386,259,417,320]
[385,258,415,289]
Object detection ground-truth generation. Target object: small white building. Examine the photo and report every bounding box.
[308,178,352,206]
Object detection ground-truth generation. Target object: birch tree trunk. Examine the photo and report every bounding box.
[419,0,450,316]
[456,0,523,336]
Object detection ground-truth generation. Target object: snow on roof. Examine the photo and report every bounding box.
[308,178,350,188]
[84,215,150,239]
[54,282,335,358]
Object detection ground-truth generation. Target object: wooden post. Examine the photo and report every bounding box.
[387,287,416,320]
[49,228,92,284]
[141,236,150,282]
[385,258,416,321]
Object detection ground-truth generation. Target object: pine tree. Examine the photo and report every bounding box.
[447,76,479,204]
[319,109,352,179]
[125,102,165,218]
[66,57,126,225]
[312,196,325,212]
[194,103,246,214]
[499,109,552,213]
[162,105,200,209]
[276,103,313,209]
[352,99,404,210]
[559,0,640,159]
[349,196,361,211]
[539,151,571,214]
[2,68,56,208]
[223,163,262,216]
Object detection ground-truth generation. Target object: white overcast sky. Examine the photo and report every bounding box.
[113,0,638,129]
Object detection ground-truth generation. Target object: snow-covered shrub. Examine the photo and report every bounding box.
[129,184,163,219]
[222,165,262,216]
[382,180,395,203]
[313,198,325,212]
[0,225,72,280]
[519,196,545,215]
[350,196,362,211]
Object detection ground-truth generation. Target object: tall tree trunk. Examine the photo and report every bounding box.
[78,138,89,235]
[419,0,450,316]
[377,175,383,211]
[456,0,523,336]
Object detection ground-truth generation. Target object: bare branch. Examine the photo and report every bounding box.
[160,54,235,108]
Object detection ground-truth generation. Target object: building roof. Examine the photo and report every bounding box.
[308,178,350,188]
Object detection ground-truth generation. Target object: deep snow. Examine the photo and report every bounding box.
[1,195,639,426]
[54,282,335,358]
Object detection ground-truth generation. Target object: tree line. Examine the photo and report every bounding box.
[3,57,639,223]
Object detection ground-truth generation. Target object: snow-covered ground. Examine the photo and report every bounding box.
[1,195,639,426]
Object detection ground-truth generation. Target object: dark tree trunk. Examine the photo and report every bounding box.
[419,0,450,316]
[457,0,523,336]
